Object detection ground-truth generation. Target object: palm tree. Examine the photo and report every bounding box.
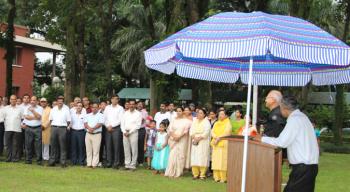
[112,1,166,79]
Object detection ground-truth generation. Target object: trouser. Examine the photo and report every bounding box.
[213,170,227,182]
[66,129,71,160]
[42,144,50,160]
[19,128,25,159]
[5,131,21,162]
[123,131,138,169]
[284,164,318,192]
[49,126,67,165]
[85,132,101,167]
[70,129,86,165]
[137,127,146,164]
[105,126,123,166]
[25,126,42,162]
[0,122,4,156]
[99,126,107,164]
[192,166,208,178]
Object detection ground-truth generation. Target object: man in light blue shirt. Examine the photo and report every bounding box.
[84,103,104,168]
[23,96,43,165]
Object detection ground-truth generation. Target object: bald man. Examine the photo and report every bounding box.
[264,90,286,137]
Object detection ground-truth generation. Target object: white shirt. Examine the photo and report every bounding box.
[20,103,30,124]
[262,109,319,165]
[0,105,4,123]
[71,111,85,130]
[70,107,86,115]
[104,104,124,127]
[23,105,43,127]
[3,105,23,132]
[84,112,104,133]
[154,111,170,129]
[167,111,177,122]
[20,103,30,112]
[139,109,149,128]
[49,105,71,126]
[121,110,142,134]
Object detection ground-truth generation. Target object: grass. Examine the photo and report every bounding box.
[0,153,349,192]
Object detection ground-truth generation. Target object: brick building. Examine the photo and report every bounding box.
[0,23,65,97]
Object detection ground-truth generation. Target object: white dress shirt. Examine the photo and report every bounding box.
[121,110,142,134]
[84,112,105,133]
[49,105,71,127]
[139,109,149,128]
[104,104,124,127]
[20,103,30,124]
[70,107,86,115]
[20,103,30,112]
[3,105,23,132]
[0,105,4,123]
[154,111,170,129]
[71,111,86,130]
[262,109,319,165]
[23,105,43,127]
[167,111,177,122]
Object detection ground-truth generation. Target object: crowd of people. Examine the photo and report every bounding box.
[0,90,319,191]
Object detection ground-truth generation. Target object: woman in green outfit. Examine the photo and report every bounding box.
[230,109,245,135]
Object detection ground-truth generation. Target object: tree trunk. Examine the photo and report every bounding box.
[64,26,75,103]
[150,75,158,115]
[166,0,186,34]
[333,85,344,145]
[289,0,313,19]
[141,0,156,40]
[99,0,114,98]
[186,0,199,23]
[332,0,350,145]
[5,0,16,98]
[77,0,86,98]
[186,0,212,107]
[142,0,162,112]
[255,0,269,12]
[289,0,313,108]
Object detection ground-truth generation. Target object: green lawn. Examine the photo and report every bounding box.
[0,153,349,192]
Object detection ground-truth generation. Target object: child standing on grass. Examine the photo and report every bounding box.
[152,120,170,174]
[145,120,157,169]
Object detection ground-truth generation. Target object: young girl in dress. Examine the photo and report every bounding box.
[151,120,170,174]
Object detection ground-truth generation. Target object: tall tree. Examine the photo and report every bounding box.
[77,0,87,98]
[333,0,350,145]
[4,0,16,99]
[98,0,115,97]
[186,0,212,109]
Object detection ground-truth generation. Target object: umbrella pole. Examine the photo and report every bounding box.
[253,85,258,127]
[241,56,253,192]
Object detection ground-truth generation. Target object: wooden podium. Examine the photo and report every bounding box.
[225,136,282,192]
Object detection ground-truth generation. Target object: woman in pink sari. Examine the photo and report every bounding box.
[165,107,192,178]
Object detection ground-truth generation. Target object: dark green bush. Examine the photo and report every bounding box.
[320,142,350,154]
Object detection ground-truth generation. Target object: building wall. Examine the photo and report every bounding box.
[0,24,35,97]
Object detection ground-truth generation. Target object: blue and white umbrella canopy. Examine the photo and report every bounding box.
[144,11,350,192]
[144,11,350,86]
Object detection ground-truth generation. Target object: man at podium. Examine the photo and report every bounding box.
[263,90,285,137]
[255,96,319,192]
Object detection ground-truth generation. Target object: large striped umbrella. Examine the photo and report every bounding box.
[144,11,350,192]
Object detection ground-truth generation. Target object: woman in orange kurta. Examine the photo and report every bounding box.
[40,99,51,161]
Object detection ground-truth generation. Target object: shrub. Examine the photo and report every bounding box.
[320,142,350,154]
